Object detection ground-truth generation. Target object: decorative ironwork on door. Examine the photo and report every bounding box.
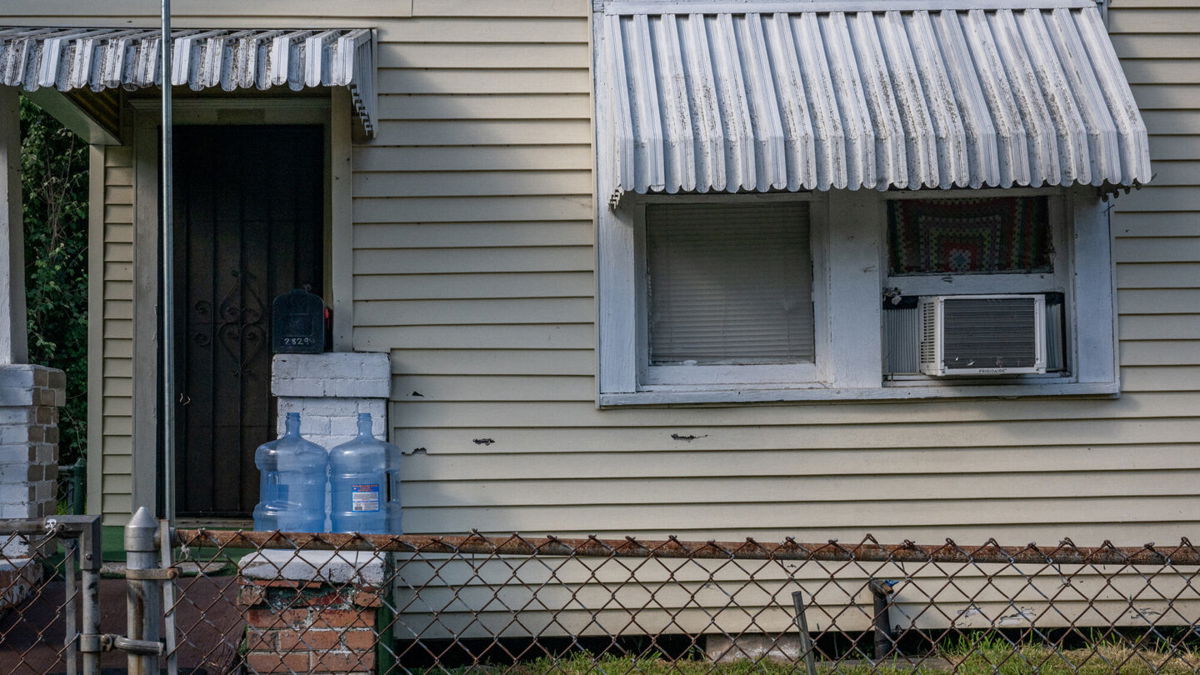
[172,125,324,518]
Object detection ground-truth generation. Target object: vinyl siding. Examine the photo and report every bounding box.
[1110,0,1200,499]
[99,145,134,525]
[25,0,1193,642]
[370,0,1200,547]
[39,0,1195,549]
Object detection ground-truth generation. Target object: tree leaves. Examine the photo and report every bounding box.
[20,95,88,466]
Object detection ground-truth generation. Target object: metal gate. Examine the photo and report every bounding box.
[0,512,174,675]
[0,515,101,674]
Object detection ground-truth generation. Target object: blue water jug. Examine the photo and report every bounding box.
[252,412,327,532]
[329,413,402,534]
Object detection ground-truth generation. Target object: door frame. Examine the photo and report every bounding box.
[128,92,354,518]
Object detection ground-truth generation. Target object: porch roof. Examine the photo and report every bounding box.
[0,27,376,136]
[596,0,1152,195]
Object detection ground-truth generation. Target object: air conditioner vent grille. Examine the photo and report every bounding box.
[919,301,937,366]
[942,297,1039,369]
[918,294,1047,376]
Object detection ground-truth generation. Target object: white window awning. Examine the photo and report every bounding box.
[0,27,377,136]
[596,0,1151,194]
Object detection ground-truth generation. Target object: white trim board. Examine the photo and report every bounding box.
[601,381,1119,407]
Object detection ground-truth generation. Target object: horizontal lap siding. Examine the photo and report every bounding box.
[1111,1,1200,446]
[355,3,597,497]
[366,2,1200,547]
[396,559,1193,638]
[14,0,1188,641]
[28,0,1192,563]
[101,146,134,525]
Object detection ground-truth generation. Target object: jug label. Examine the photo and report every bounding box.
[352,484,381,512]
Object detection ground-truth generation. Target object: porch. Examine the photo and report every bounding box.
[0,27,382,530]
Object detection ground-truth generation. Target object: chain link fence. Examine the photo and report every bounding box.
[0,515,100,675]
[155,531,1200,674]
[4,524,1199,673]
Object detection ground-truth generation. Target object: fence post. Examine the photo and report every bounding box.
[76,515,102,675]
[791,591,818,675]
[63,535,76,675]
[125,507,161,675]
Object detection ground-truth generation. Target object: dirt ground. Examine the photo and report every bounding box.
[0,575,244,674]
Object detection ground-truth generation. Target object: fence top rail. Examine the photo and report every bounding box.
[171,530,1200,567]
[0,514,101,537]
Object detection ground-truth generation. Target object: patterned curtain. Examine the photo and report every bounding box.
[888,196,1052,275]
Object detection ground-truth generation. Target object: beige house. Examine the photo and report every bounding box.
[0,0,1195,560]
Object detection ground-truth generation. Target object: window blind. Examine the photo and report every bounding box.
[646,203,814,365]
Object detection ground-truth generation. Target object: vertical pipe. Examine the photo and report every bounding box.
[376,552,396,673]
[791,590,818,675]
[869,579,896,661]
[125,507,161,675]
[160,0,176,524]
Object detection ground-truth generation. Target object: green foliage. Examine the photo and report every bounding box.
[19,95,88,466]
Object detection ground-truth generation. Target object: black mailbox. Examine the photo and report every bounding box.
[272,288,326,354]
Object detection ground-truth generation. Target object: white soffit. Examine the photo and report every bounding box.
[0,27,377,136]
[597,0,1152,193]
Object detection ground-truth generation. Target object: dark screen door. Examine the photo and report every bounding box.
[172,125,324,518]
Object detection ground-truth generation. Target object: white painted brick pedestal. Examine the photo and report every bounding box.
[271,353,391,450]
[260,354,391,673]
[0,363,65,609]
[0,364,64,521]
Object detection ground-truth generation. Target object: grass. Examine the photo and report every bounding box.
[428,636,1200,674]
[940,632,1200,675]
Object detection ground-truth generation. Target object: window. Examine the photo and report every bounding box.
[592,0,1145,405]
[881,193,1070,380]
[887,196,1053,276]
[641,202,819,386]
[597,188,1118,405]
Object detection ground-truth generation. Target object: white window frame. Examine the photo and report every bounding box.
[634,193,830,390]
[597,183,1119,406]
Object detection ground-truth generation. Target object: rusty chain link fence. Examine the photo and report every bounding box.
[4,524,1200,673]
[148,530,1200,674]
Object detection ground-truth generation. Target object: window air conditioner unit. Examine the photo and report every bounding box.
[919,294,1047,376]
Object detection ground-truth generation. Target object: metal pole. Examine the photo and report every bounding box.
[791,590,818,675]
[125,507,161,675]
[75,516,102,675]
[160,521,179,675]
[160,0,176,525]
[64,537,77,675]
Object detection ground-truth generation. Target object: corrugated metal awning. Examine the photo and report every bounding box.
[0,27,377,136]
[597,0,1151,194]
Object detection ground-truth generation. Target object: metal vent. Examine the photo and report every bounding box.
[944,297,1038,369]
[919,301,938,367]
